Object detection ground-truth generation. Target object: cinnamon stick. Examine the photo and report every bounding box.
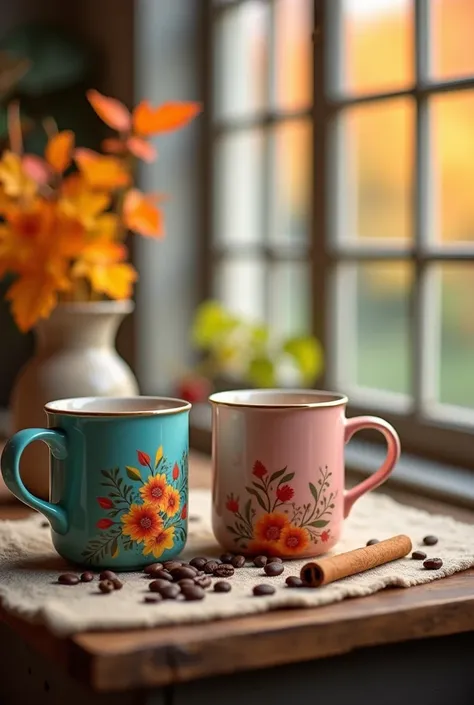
[301,534,412,587]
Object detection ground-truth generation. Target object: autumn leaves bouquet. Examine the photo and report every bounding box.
[0,91,200,331]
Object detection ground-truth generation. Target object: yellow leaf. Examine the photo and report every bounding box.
[123,188,164,238]
[125,466,142,482]
[45,130,74,173]
[0,151,37,199]
[154,446,163,470]
[74,148,130,190]
[6,269,69,332]
[111,537,119,559]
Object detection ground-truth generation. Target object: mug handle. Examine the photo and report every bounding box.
[1,428,69,534]
[343,416,400,518]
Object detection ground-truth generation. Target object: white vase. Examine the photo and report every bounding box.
[9,300,139,499]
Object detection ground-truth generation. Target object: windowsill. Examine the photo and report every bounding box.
[189,403,474,510]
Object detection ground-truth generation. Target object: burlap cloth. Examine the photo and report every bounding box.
[0,489,473,637]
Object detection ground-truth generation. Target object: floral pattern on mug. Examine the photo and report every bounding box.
[81,445,188,563]
[225,461,336,555]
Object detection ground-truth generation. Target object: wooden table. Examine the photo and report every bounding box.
[2,452,474,705]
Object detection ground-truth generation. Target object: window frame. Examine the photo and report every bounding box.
[203,0,474,469]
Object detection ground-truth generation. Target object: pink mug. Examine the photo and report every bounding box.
[209,389,400,559]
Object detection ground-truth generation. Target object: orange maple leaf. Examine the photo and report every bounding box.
[74,148,130,190]
[6,267,70,332]
[45,130,75,173]
[86,89,132,132]
[123,189,164,238]
[133,101,201,136]
[72,233,137,300]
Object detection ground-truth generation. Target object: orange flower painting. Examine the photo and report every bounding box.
[162,485,180,518]
[139,473,168,509]
[0,89,201,332]
[121,503,163,543]
[254,513,289,543]
[143,526,176,559]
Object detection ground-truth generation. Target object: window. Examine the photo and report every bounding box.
[205,0,474,467]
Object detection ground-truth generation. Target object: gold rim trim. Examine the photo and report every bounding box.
[44,396,192,417]
[208,389,348,409]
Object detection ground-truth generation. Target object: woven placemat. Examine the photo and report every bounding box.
[0,489,473,636]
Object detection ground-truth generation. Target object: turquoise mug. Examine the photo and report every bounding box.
[0,396,191,570]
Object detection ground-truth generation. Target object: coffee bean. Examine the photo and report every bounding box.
[189,556,208,570]
[253,555,268,568]
[264,562,284,577]
[112,578,123,590]
[412,550,427,560]
[253,584,275,596]
[170,566,197,581]
[231,555,246,568]
[181,585,206,601]
[163,560,183,571]
[213,563,234,578]
[366,538,379,546]
[177,579,196,588]
[194,575,212,588]
[423,535,438,546]
[153,569,173,582]
[204,560,220,574]
[220,552,234,563]
[214,581,232,593]
[286,576,304,588]
[41,521,49,528]
[144,562,163,574]
[98,580,114,594]
[423,558,443,570]
[149,579,173,592]
[99,570,117,581]
[268,557,283,563]
[144,594,162,604]
[58,573,79,586]
[80,571,94,583]
[159,584,181,599]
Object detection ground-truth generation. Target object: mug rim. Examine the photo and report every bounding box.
[44,396,192,417]
[208,389,348,409]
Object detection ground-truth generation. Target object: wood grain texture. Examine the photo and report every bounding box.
[1,447,474,693]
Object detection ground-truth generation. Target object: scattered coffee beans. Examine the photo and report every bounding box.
[58,573,79,585]
[112,578,123,590]
[163,560,183,571]
[204,560,220,574]
[149,579,173,592]
[194,575,212,588]
[231,555,246,568]
[181,585,205,601]
[267,557,283,564]
[159,584,181,600]
[253,584,275,596]
[80,571,94,583]
[253,555,268,568]
[366,539,379,546]
[412,550,427,560]
[264,562,284,577]
[170,566,197,581]
[144,595,162,604]
[189,556,208,570]
[144,562,163,575]
[214,563,234,578]
[214,581,232,593]
[286,576,304,588]
[220,552,234,563]
[99,570,117,581]
[155,569,173,582]
[423,558,443,570]
[99,580,114,594]
[423,535,438,546]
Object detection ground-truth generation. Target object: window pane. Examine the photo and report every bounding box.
[270,120,312,242]
[336,262,412,396]
[437,264,474,410]
[336,99,414,244]
[338,0,413,95]
[431,91,474,244]
[214,259,266,321]
[269,262,310,338]
[214,1,269,120]
[273,0,312,111]
[431,0,474,80]
[214,130,264,244]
